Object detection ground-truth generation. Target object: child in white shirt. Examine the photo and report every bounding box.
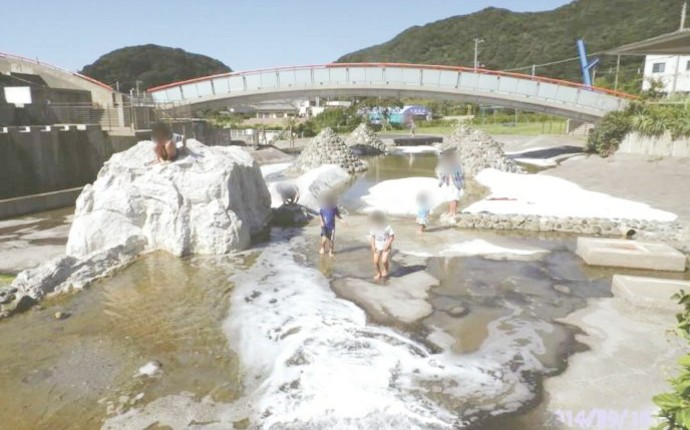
[368,211,395,280]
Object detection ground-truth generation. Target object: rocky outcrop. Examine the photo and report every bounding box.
[3,140,272,318]
[67,140,271,257]
[345,124,390,156]
[452,212,688,245]
[448,126,524,177]
[290,128,367,174]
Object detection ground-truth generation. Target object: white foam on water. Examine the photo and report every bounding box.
[103,235,553,429]
[438,239,548,259]
[223,234,549,428]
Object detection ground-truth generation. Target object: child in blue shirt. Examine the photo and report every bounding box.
[319,193,345,256]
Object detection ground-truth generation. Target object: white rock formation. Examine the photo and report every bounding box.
[5,140,271,315]
[68,140,271,257]
[269,165,351,212]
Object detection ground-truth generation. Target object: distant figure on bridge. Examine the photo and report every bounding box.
[436,149,464,219]
[152,122,180,163]
[409,118,416,136]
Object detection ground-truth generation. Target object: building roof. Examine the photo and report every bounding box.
[607,29,690,56]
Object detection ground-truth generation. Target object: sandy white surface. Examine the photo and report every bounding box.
[465,169,677,222]
[359,177,448,216]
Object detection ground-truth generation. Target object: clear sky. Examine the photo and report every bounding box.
[2,0,572,72]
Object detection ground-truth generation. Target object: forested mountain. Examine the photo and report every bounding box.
[81,44,231,93]
[338,0,683,88]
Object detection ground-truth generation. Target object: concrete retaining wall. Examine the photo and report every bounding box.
[0,126,137,201]
[619,132,690,157]
[0,187,82,219]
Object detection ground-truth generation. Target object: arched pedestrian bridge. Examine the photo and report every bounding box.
[147,63,636,122]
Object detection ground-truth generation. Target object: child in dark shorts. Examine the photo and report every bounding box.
[319,193,345,256]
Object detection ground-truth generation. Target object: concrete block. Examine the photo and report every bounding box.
[577,237,687,272]
[612,275,689,311]
[0,127,7,133]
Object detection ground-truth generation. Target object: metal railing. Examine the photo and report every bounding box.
[0,51,113,91]
[147,63,637,120]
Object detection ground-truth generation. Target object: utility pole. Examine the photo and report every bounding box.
[681,1,687,30]
[473,38,484,70]
[614,55,621,91]
[135,80,143,97]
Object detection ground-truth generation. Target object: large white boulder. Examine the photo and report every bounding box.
[3,139,272,318]
[269,165,351,212]
[67,140,271,258]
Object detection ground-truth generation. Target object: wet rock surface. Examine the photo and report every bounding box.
[290,128,367,174]
[271,204,313,227]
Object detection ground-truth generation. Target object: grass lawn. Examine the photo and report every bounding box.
[383,121,568,136]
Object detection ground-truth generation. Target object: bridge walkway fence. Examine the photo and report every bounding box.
[147,63,637,122]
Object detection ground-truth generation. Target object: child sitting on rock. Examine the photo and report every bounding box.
[319,193,345,257]
[151,122,185,163]
[416,191,431,233]
[369,211,395,280]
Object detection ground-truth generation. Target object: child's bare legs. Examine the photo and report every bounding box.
[164,141,177,161]
[380,250,391,278]
[319,236,328,255]
[372,250,382,280]
[449,200,458,217]
[154,144,167,163]
[329,232,336,257]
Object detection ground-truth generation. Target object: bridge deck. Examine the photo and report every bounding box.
[147,63,636,121]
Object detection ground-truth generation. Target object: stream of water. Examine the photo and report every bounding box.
[0,152,684,429]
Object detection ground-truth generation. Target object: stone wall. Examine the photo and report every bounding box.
[619,132,690,158]
[290,128,367,174]
[453,212,688,247]
[447,126,524,177]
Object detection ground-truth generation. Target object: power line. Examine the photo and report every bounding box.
[500,48,641,73]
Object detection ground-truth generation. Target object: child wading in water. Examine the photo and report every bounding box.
[369,211,395,280]
[416,192,431,233]
[319,193,345,256]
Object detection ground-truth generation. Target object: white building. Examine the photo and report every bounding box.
[642,55,690,94]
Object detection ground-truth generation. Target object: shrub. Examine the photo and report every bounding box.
[588,102,690,157]
[652,290,690,430]
[587,110,630,156]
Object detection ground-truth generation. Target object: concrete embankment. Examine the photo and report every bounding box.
[0,126,139,217]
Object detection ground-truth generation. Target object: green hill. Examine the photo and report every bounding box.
[81,44,231,93]
[338,0,682,88]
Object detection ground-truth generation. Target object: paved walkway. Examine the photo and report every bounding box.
[545,153,690,225]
